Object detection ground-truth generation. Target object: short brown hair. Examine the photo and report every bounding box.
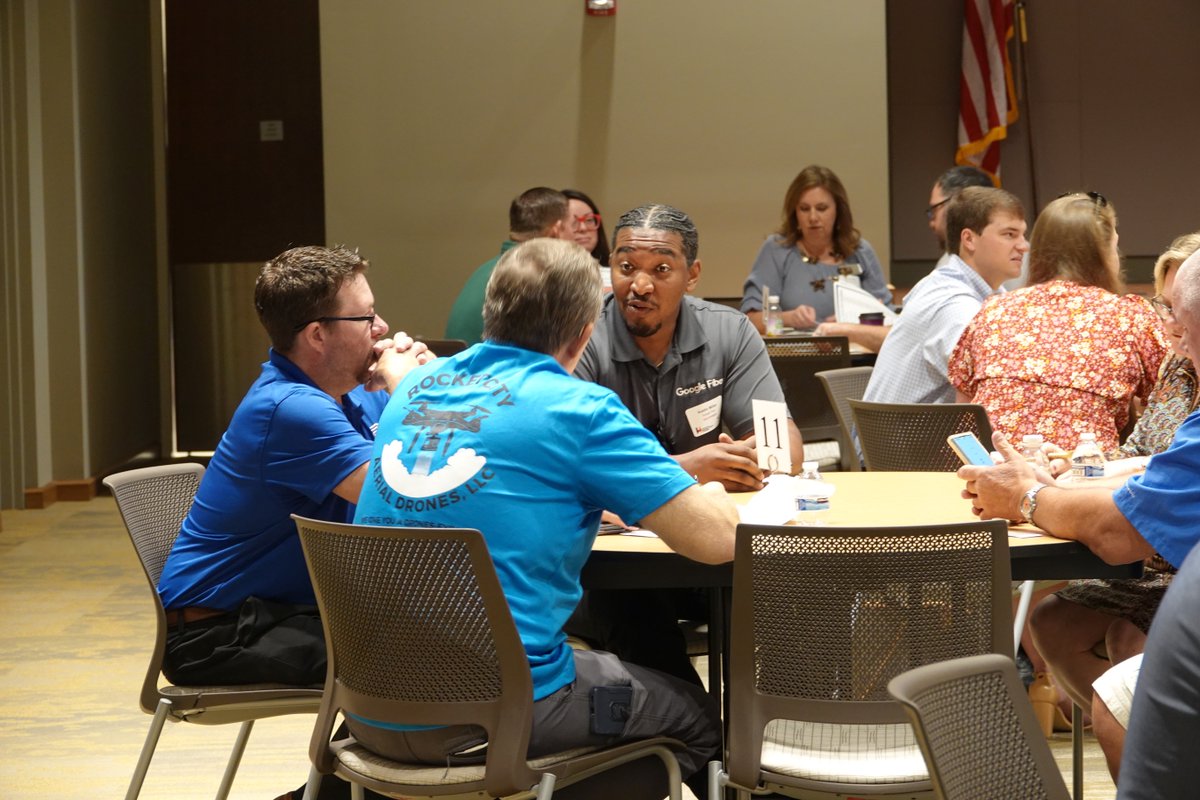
[254,245,367,352]
[945,186,1025,257]
[1027,193,1121,293]
[509,187,569,237]
[483,239,601,355]
[776,165,861,258]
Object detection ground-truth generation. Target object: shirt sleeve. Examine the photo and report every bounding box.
[924,296,984,386]
[263,389,375,503]
[577,391,696,524]
[946,314,979,397]
[855,240,893,304]
[1127,297,1169,401]
[720,315,789,438]
[1112,412,1200,568]
[741,238,785,313]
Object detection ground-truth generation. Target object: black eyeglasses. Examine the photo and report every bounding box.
[293,314,377,332]
[1058,190,1108,208]
[925,197,951,220]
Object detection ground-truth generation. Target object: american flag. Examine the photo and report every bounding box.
[956,0,1019,184]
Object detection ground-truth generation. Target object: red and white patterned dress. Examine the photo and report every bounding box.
[948,280,1167,452]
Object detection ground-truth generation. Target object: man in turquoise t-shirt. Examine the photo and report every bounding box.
[360,238,739,800]
[443,186,577,344]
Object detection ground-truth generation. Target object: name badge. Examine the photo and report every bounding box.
[684,395,723,437]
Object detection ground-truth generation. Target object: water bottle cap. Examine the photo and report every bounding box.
[1022,434,1044,443]
[802,461,818,471]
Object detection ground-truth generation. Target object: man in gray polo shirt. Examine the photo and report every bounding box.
[571,202,802,684]
[575,203,802,491]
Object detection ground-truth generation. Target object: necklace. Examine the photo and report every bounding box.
[798,242,838,264]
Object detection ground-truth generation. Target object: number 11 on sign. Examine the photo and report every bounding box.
[752,399,791,475]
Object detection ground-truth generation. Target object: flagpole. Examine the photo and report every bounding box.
[1015,0,1039,212]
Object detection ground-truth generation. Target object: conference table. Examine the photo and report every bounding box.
[581,471,1137,800]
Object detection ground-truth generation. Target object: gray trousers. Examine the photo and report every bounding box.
[347,648,721,800]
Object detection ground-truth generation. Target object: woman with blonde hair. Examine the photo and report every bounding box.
[949,192,1167,453]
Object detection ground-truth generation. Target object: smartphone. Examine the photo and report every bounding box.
[947,431,994,467]
[589,685,633,735]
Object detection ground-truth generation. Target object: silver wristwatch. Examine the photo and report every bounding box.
[1019,484,1047,525]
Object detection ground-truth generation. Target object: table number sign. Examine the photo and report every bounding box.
[752,398,791,475]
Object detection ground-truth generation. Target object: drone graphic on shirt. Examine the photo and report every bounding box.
[379,402,491,498]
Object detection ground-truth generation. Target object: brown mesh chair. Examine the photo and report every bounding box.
[416,337,470,357]
[848,400,995,472]
[764,336,852,470]
[814,366,873,472]
[104,464,322,800]
[888,654,1071,800]
[708,520,1011,800]
[293,516,686,800]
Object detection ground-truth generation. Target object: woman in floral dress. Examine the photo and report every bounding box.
[948,193,1167,452]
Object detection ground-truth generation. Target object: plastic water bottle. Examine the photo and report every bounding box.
[764,294,784,336]
[1070,432,1106,480]
[1020,434,1049,468]
[794,461,832,524]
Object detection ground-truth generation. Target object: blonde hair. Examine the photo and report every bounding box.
[1027,193,1122,294]
[1154,231,1200,295]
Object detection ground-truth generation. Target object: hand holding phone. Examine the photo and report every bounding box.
[947,431,994,467]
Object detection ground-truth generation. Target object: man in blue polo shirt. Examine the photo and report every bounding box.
[959,246,1200,795]
[355,238,738,800]
[156,245,428,686]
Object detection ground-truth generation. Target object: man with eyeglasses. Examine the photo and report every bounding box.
[814,165,998,353]
[444,186,577,344]
[156,245,431,688]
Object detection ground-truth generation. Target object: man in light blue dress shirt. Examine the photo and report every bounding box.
[864,186,1028,405]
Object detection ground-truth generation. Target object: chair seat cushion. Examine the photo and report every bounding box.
[336,742,604,786]
[801,440,841,470]
[759,720,928,784]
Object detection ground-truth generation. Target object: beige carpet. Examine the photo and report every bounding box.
[0,498,1116,799]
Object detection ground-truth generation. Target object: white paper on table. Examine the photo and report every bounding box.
[738,475,802,525]
[834,281,898,325]
[752,398,792,475]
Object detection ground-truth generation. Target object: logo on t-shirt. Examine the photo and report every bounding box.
[377,402,491,499]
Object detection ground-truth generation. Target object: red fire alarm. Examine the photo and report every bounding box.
[586,0,616,17]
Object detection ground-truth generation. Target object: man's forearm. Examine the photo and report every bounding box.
[1031,485,1152,565]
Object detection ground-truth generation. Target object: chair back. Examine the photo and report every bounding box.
[764,336,852,445]
[815,366,873,471]
[849,400,994,472]
[293,517,538,797]
[103,463,205,713]
[725,521,1011,794]
[416,337,469,357]
[888,654,1071,800]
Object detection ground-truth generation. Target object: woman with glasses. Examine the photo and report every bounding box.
[740,164,892,332]
[948,192,1168,453]
[562,188,610,266]
[1031,232,1200,771]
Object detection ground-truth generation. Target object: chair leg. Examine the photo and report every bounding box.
[1014,579,1035,653]
[707,760,725,800]
[535,771,558,800]
[299,764,321,800]
[125,698,172,800]
[214,719,254,800]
